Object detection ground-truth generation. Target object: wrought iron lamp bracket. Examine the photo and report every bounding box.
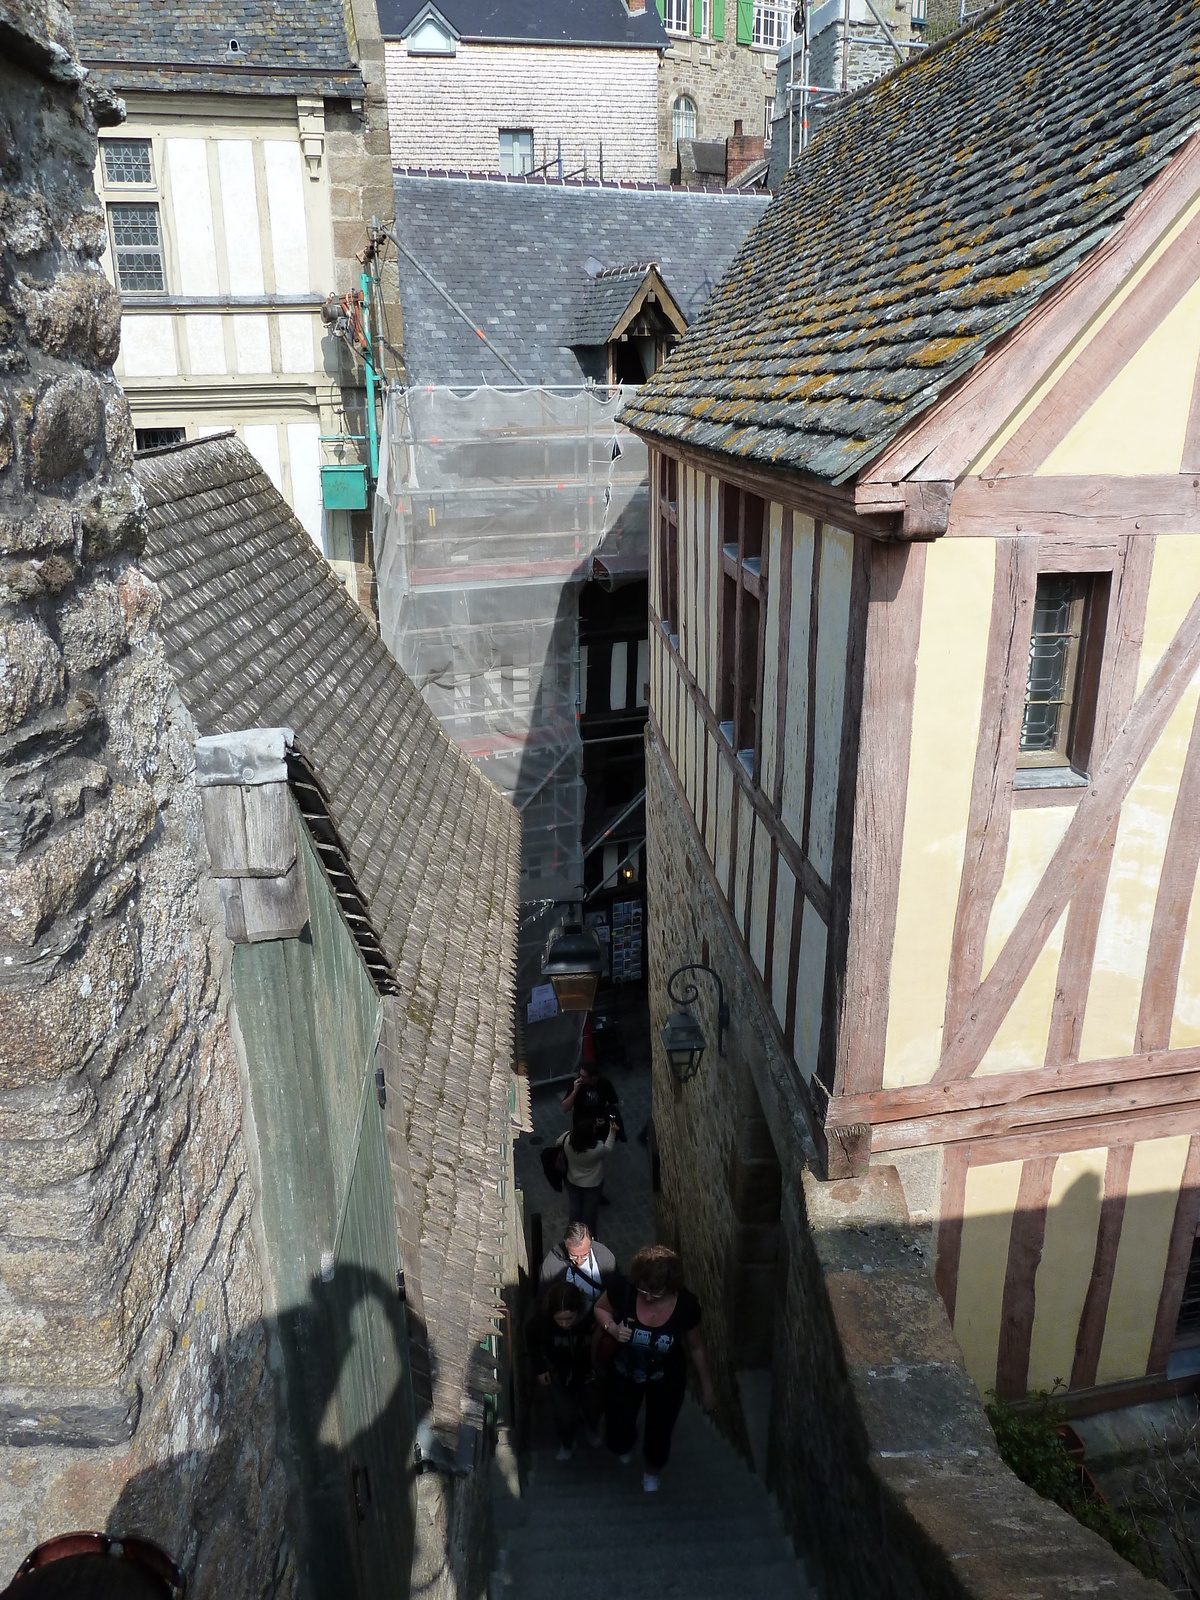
[665,963,729,1056]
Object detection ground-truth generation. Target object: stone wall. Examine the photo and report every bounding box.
[384,42,660,180]
[0,5,289,1591]
[657,37,778,182]
[646,728,1167,1600]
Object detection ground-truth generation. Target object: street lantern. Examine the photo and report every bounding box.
[659,962,730,1082]
[660,1008,708,1081]
[541,921,603,1011]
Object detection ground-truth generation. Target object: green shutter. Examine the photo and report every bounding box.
[712,0,725,38]
[735,0,753,43]
[655,0,665,15]
[692,0,702,34]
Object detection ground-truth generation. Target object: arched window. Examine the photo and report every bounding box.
[672,95,697,145]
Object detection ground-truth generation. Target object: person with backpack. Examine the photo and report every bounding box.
[593,1244,715,1494]
[526,1280,605,1459]
[554,1107,617,1235]
[540,1220,620,1313]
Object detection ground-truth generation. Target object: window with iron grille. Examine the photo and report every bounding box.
[1018,573,1108,776]
[752,2,791,50]
[134,427,185,452]
[718,484,766,781]
[101,138,153,186]
[108,203,166,292]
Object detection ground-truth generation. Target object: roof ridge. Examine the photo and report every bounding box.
[392,166,763,196]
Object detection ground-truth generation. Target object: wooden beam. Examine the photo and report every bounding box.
[1045,535,1152,1066]
[941,537,1038,1055]
[828,1043,1200,1130]
[992,206,1200,478]
[853,478,954,537]
[1147,1134,1200,1375]
[936,583,1200,1083]
[995,1156,1056,1400]
[863,130,1200,487]
[650,607,833,924]
[1071,1144,1132,1390]
[946,474,1200,539]
[1136,701,1200,1052]
[939,1107,1200,1167]
[832,541,927,1097]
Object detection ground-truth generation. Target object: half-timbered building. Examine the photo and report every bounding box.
[624,0,1200,1412]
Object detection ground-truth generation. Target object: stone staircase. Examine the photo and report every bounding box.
[490,1397,816,1599]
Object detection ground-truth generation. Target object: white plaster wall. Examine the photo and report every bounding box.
[384,41,660,179]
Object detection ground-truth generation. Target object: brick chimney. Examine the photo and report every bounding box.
[725,118,765,184]
[625,0,647,12]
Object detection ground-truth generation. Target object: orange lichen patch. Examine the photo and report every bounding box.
[937,265,973,291]
[912,336,973,368]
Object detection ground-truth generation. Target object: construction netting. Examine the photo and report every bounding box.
[373,384,648,1077]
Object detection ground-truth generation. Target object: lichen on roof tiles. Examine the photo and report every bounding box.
[623,0,1200,483]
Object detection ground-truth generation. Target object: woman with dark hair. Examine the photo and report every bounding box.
[0,1534,184,1598]
[525,1279,606,1461]
[594,1244,715,1494]
[553,1106,617,1235]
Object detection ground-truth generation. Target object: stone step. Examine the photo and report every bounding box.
[506,1524,795,1565]
[497,1558,809,1599]
[504,1512,790,1551]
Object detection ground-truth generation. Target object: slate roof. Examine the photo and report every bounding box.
[570,265,663,345]
[76,0,360,96]
[393,173,770,384]
[380,0,666,48]
[623,0,1200,484]
[135,434,521,1436]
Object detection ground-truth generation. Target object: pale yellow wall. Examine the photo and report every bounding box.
[809,526,853,884]
[1026,1146,1108,1391]
[714,751,734,896]
[779,516,816,844]
[1038,275,1200,478]
[733,789,754,930]
[1136,535,1200,698]
[772,858,796,1029]
[973,189,1200,478]
[760,503,785,805]
[884,539,994,1087]
[1096,1135,1191,1384]
[793,904,827,1082]
[954,1159,1023,1395]
[704,729,719,861]
[749,822,773,979]
[977,914,1067,1077]
[1080,681,1200,1060]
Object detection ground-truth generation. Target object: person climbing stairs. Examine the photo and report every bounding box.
[490,1396,816,1598]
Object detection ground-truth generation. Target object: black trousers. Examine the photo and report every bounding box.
[566,1181,602,1234]
[549,1376,605,1447]
[605,1365,687,1471]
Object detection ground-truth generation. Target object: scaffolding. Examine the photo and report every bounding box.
[373,384,648,1073]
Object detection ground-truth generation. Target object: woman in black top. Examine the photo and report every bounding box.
[525,1281,605,1460]
[593,1244,715,1493]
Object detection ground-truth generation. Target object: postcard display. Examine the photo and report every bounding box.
[610,899,643,985]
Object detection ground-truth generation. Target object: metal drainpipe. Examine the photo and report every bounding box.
[360,269,379,485]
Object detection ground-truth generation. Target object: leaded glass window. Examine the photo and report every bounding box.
[102,139,153,185]
[109,203,166,292]
[1018,572,1107,775]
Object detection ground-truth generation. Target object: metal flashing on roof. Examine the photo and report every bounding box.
[195,728,294,787]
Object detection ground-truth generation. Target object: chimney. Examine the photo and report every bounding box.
[625,0,646,11]
[725,119,765,185]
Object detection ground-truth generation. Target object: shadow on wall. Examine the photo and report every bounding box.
[107,1265,419,1600]
[941,1151,1196,1407]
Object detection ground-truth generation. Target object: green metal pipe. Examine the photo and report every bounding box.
[360,270,379,485]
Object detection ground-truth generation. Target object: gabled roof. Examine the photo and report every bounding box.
[569,263,687,346]
[381,0,666,48]
[76,0,361,96]
[135,434,521,1435]
[623,0,1200,485]
[393,172,769,384]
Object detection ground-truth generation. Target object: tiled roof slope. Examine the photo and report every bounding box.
[136,435,520,1434]
[76,0,360,96]
[380,0,666,48]
[394,173,769,384]
[623,0,1200,484]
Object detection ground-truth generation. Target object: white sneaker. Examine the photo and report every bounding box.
[642,1472,659,1493]
[556,1444,575,1462]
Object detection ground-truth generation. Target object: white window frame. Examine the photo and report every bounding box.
[672,95,698,145]
[752,1,792,50]
[663,0,690,36]
[498,128,534,176]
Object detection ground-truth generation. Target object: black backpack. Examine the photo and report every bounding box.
[540,1141,567,1192]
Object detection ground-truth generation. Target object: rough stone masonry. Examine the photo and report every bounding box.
[0,1,292,1591]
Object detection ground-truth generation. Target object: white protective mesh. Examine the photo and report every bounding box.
[374,385,648,1075]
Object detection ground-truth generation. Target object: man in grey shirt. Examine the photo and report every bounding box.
[540,1221,621,1312]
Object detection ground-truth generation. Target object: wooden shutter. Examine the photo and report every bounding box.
[693,0,703,34]
[655,0,665,15]
[713,0,725,37]
[736,0,753,43]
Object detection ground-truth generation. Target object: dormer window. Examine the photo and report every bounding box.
[405,3,458,54]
